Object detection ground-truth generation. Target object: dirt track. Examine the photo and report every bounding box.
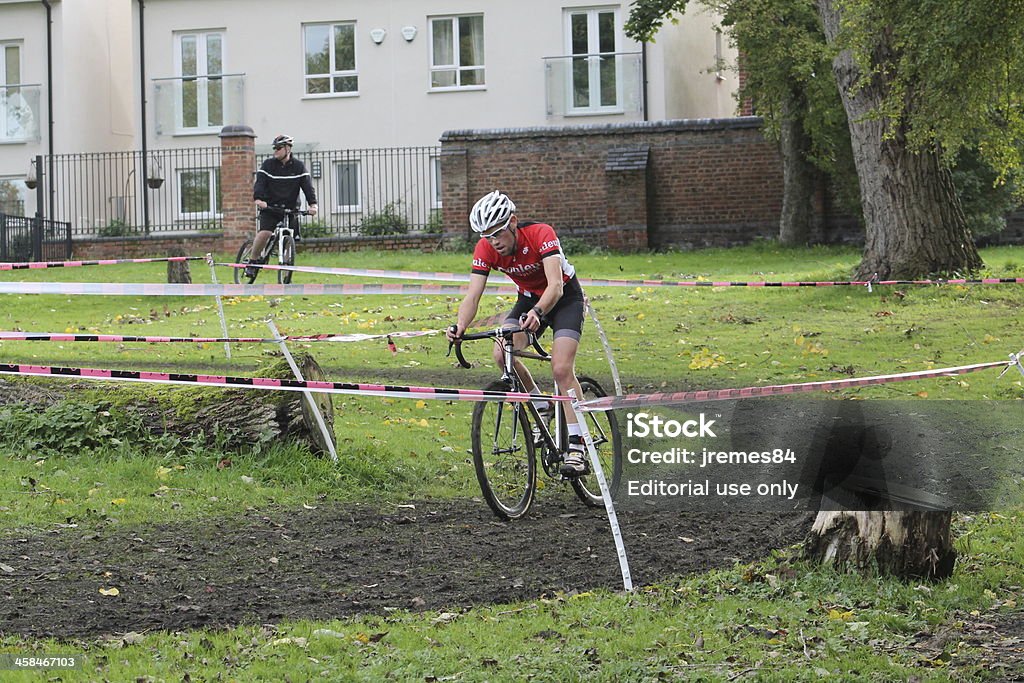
[0,497,811,638]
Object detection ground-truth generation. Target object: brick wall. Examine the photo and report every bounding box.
[440,117,851,250]
[70,233,442,260]
[71,235,223,260]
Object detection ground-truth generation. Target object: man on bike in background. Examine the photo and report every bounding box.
[446,190,590,477]
[247,134,318,278]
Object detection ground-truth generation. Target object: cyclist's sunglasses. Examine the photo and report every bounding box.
[273,144,287,150]
[481,217,513,239]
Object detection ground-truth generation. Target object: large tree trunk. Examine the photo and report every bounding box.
[778,90,819,246]
[804,510,955,580]
[816,0,983,279]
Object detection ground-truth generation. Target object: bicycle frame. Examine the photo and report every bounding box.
[260,208,300,263]
[236,207,308,285]
[493,330,567,476]
[452,324,623,519]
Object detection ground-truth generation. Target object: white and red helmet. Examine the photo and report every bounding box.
[469,190,516,234]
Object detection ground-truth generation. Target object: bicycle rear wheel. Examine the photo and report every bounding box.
[278,234,295,284]
[569,377,623,507]
[234,239,257,284]
[471,380,537,520]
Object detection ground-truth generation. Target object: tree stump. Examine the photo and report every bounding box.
[166,246,192,284]
[803,510,955,580]
[0,353,336,456]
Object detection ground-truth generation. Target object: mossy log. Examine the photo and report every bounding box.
[0,353,335,455]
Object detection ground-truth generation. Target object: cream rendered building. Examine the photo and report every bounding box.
[0,0,738,224]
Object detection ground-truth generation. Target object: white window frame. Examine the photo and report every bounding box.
[1,42,24,141]
[173,30,226,134]
[333,160,362,213]
[302,22,359,97]
[177,168,221,219]
[429,15,485,91]
[0,175,27,216]
[430,155,443,209]
[563,7,624,115]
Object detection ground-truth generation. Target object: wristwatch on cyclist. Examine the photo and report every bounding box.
[531,305,544,318]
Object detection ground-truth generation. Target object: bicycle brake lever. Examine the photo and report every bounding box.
[446,325,458,357]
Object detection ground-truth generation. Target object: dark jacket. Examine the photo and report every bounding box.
[253,155,317,209]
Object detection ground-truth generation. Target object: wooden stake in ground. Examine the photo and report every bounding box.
[166,246,191,284]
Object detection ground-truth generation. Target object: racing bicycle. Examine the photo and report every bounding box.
[449,325,623,520]
[234,207,310,284]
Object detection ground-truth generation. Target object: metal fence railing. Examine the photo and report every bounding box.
[41,145,441,239]
[0,213,72,261]
[48,147,223,237]
[297,146,443,237]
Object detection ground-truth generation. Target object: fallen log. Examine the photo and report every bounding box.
[0,353,335,455]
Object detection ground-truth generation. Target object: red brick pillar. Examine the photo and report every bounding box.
[219,125,257,251]
[605,146,650,251]
[439,146,469,245]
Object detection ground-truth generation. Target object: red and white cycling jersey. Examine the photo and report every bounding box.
[471,222,576,297]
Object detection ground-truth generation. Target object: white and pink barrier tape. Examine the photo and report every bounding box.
[0,282,518,297]
[0,362,567,404]
[0,256,202,270]
[221,262,1024,289]
[0,329,439,344]
[1,352,1019,409]
[577,353,1024,412]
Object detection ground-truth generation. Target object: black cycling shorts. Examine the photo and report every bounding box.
[258,209,299,233]
[503,277,585,342]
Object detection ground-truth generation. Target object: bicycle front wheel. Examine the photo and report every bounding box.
[234,239,256,284]
[278,234,295,284]
[471,381,537,520]
[569,377,623,507]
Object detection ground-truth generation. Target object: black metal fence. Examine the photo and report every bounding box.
[298,146,442,237]
[42,145,442,239]
[47,147,223,237]
[0,213,72,261]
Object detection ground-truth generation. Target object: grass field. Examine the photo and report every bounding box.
[0,243,1022,680]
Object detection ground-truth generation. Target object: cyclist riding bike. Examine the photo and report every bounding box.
[248,134,318,278]
[446,190,590,477]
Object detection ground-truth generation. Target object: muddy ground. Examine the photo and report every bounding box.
[1,498,1020,682]
[0,497,810,639]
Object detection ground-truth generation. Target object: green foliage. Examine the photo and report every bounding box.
[628,0,862,217]
[559,235,607,255]
[823,0,1024,192]
[98,218,133,237]
[359,201,410,236]
[952,149,1021,237]
[301,218,333,239]
[440,234,477,252]
[0,400,147,454]
[423,208,444,234]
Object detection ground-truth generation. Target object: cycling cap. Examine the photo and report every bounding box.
[469,190,516,234]
[272,134,294,148]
